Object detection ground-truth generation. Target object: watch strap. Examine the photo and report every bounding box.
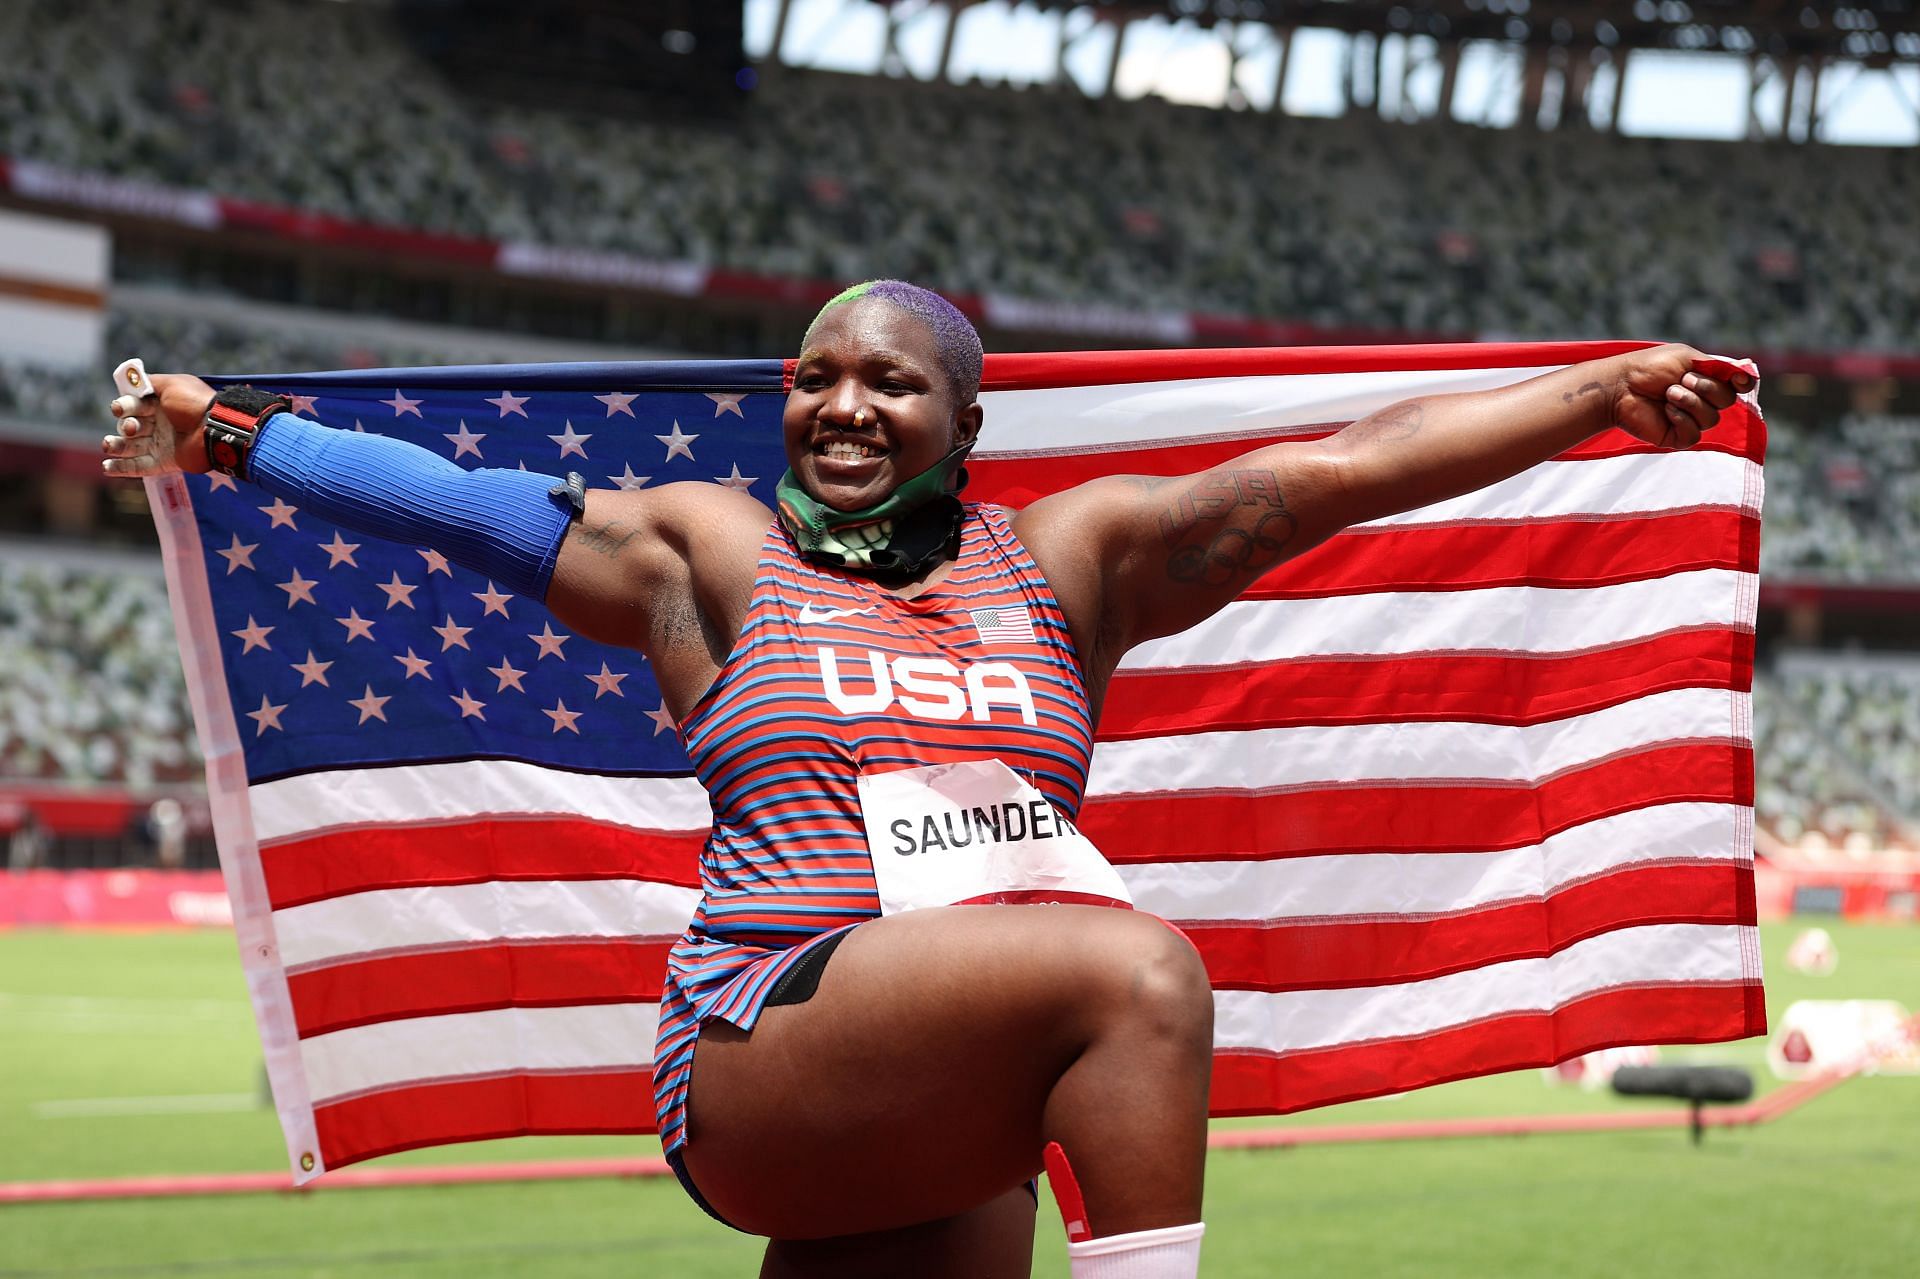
[203,387,292,480]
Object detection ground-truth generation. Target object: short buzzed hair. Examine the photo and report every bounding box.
[804,279,984,405]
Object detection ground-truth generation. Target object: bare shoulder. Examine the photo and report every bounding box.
[1011,474,1172,578]
[548,480,771,650]
[1008,476,1170,675]
[577,481,769,565]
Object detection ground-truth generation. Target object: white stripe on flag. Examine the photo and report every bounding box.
[1212,923,1756,1055]
[1358,453,1762,528]
[250,759,713,844]
[1086,686,1746,796]
[976,365,1565,453]
[1119,802,1748,921]
[301,1002,661,1105]
[1121,568,1755,669]
[274,880,702,971]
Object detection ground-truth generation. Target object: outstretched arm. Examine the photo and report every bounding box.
[1023,344,1751,672]
[103,371,766,657]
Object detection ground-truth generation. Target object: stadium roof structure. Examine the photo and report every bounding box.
[790,1,1920,138]
[1014,2,1920,64]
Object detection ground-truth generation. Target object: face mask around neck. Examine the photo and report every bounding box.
[775,441,972,582]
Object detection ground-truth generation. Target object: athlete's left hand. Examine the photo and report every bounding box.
[1608,344,1753,450]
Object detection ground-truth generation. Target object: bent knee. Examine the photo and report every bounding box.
[1083,912,1214,1048]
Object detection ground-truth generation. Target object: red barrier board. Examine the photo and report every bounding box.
[0,869,231,928]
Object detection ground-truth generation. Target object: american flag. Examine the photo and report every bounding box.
[147,343,1766,1183]
[969,605,1036,644]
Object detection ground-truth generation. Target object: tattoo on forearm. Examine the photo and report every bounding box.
[1157,468,1298,587]
[1561,380,1605,404]
[1339,401,1423,447]
[573,518,638,560]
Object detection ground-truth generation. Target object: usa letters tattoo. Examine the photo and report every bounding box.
[1158,468,1298,587]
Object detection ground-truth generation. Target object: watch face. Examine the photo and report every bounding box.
[212,439,240,469]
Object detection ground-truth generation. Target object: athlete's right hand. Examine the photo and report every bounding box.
[103,369,216,477]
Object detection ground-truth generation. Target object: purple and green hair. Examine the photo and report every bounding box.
[804,279,984,405]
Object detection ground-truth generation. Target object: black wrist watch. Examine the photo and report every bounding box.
[202,386,292,480]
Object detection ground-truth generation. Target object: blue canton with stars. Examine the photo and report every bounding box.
[192,360,790,784]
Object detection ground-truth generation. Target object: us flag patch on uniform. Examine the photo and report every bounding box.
[969,605,1034,643]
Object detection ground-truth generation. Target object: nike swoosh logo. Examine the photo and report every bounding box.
[798,603,876,624]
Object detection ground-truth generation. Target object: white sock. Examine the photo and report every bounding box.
[1067,1221,1205,1278]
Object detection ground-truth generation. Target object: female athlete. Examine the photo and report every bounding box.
[105,280,1749,1278]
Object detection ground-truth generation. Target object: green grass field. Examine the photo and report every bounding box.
[2,921,1915,1277]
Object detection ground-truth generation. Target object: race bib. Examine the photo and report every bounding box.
[858,759,1133,915]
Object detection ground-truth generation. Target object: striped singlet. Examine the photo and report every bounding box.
[651,504,1096,1156]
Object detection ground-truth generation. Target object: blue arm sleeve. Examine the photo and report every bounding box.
[248,413,574,601]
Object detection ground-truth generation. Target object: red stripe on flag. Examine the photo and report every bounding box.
[1207,981,1769,1117]
[1101,628,1756,738]
[1187,861,1758,992]
[977,342,1659,390]
[1085,741,1756,861]
[314,1068,660,1169]
[288,940,674,1039]
[261,819,705,910]
[1246,510,1760,599]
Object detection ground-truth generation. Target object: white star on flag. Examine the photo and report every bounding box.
[443,420,487,460]
[484,391,530,418]
[549,421,592,459]
[594,392,638,417]
[655,420,698,461]
[376,573,419,610]
[318,531,360,568]
[348,686,391,725]
[471,583,513,617]
[383,390,424,418]
[290,651,333,687]
[612,464,651,491]
[488,657,528,693]
[231,617,274,654]
[216,534,258,574]
[707,392,747,418]
[336,608,375,643]
[206,472,238,493]
[544,700,583,734]
[449,689,486,720]
[353,420,366,433]
[585,663,627,699]
[288,394,320,417]
[258,498,299,530]
[433,615,473,652]
[418,549,452,576]
[276,570,318,608]
[714,463,757,493]
[394,649,433,680]
[443,421,487,460]
[528,623,570,660]
[246,694,287,736]
[645,702,676,736]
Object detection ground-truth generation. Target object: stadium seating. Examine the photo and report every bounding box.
[1757,657,1920,851]
[0,558,199,790]
[1759,412,1920,582]
[1,0,1915,851]
[2,0,1918,351]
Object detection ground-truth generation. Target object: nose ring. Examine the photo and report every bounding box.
[853,409,868,429]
